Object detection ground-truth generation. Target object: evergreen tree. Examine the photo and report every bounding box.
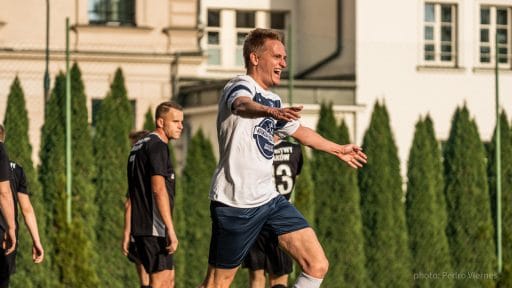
[487,111,511,287]
[406,116,453,288]
[311,103,368,286]
[143,107,155,131]
[69,63,98,258]
[3,77,54,287]
[181,129,216,287]
[294,147,315,225]
[444,106,495,288]
[358,101,411,287]
[93,68,135,287]
[39,73,99,287]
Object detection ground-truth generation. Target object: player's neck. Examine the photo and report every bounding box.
[153,129,169,144]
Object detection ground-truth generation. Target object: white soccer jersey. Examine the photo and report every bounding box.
[209,75,300,208]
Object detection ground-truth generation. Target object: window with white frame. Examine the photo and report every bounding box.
[235,11,256,67]
[479,6,511,67]
[204,9,289,68]
[206,10,221,65]
[423,3,457,66]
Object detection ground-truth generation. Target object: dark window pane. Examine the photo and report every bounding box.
[480,46,490,63]
[208,32,219,45]
[497,29,508,44]
[480,29,489,42]
[497,8,508,25]
[425,26,434,40]
[425,4,435,22]
[441,26,452,41]
[424,44,435,61]
[481,8,490,24]
[237,32,247,45]
[88,0,135,26]
[441,5,452,22]
[499,47,508,55]
[441,54,452,61]
[208,10,220,27]
[442,45,452,52]
[499,56,508,63]
[271,12,286,29]
[236,11,255,28]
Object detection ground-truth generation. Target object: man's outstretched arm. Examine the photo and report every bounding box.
[232,96,303,121]
[292,126,367,169]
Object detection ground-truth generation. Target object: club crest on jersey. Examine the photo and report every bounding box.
[253,118,275,159]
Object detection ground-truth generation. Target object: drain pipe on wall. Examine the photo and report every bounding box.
[295,0,343,79]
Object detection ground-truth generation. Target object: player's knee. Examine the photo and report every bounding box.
[303,256,329,278]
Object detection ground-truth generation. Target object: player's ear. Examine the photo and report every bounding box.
[156,117,164,129]
[250,52,259,66]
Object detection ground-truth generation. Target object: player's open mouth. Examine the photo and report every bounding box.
[274,69,281,77]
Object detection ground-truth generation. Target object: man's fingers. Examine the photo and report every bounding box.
[4,245,15,255]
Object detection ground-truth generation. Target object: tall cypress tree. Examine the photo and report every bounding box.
[406,116,453,288]
[294,147,315,225]
[328,120,368,287]
[487,111,511,287]
[311,103,368,286]
[358,101,411,288]
[39,73,99,287]
[69,63,98,258]
[311,102,345,286]
[3,77,54,287]
[143,107,155,131]
[444,106,495,288]
[181,129,216,288]
[93,68,135,286]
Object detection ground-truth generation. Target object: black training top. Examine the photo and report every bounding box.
[273,140,303,200]
[0,160,29,233]
[0,143,9,182]
[127,133,175,237]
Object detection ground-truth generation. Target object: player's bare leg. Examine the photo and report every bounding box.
[249,269,266,288]
[278,227,328,287]
[150,269,174,288]
[136,263,150,287]
[203,266,240,288]
[269,273,288,288]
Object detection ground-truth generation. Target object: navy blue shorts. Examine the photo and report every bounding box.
[242,228,293,276]
[208,195,309,269]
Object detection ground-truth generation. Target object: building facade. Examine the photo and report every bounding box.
[0,0,202,164]
[1,0,511,175]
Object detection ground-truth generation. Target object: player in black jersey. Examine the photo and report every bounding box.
[243,136,303,288]
[123,130,151,288]
[127,102,183,288]
[0,125,42,288]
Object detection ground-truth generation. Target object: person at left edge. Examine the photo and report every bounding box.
[0,125,17,288]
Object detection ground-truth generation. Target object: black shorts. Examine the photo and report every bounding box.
[0,248,16,278]
[242,229,293,276]
[133,236,174,273]
[127,241,140,264]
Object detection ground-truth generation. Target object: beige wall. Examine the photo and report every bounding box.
[0,0,201,165]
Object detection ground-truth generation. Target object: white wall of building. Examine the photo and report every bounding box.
[356,0,512,175]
